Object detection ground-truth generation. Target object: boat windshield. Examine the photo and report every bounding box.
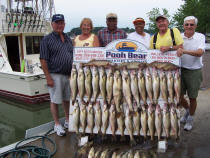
[26,36,43,55]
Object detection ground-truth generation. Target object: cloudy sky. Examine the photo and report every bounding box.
[54,0,184,32]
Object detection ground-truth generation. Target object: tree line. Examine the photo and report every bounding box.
[67,0,210,36]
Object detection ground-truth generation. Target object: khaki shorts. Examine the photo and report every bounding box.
[181,68,203,99]
[48,73,70,104]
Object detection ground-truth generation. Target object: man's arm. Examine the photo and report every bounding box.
[40,59,54,87]
[160,44,183,53]
[177,48,204,57]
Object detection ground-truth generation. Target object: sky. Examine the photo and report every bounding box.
[54,0,184,32]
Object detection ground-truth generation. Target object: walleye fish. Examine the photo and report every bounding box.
[134,151,140,158]
[99,66,107,104]
[141,105,148,140]
[77,65,85,102]
[94,149,102,158]
[122,67,133,111]
[102,104,109,136]
[112,152,117,158]
[163,103,170,139]
[145,68,153,104]
[82,59,111,67]
[131,70,141,108]
[110,103,117,140]
[95,101,102,134]
[87,103,95,135]
[106,66,114,105]
[88,147,95,158]
[118,62,146,70]
[80,101,87,134]
[138,68,147,105]
[148,103,155,141]
[73,100,80,134]
[133,104,141,136]
[85,66,92,103]
[155,104,162,141]
[116,105,125,141]
[70,65,77,104]
[170,104,179,140]
[125,108,136,146]
[100,149,109,158]
[127,150,134,158]
[113,70,123,112]
[174,69,181,104]
[152,67,160,104]
[167,71,174,104]
[148,61,178,71]
[92,66,99,103]
[160,70,168,104]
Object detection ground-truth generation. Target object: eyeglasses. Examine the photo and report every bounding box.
[185,23,195,26]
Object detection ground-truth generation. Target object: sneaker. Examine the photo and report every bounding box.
[63,120,69,129]
[180,109,189,124]
[184,115,193,131]
[54,124,66,136]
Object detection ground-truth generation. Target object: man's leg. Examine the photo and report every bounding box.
[50,102,60,125]
[62,101,69,121]
[180,95,190,123]
[189,98,197,116]
[180,95,189,109]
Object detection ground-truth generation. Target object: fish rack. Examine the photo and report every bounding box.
[69,41,181,142]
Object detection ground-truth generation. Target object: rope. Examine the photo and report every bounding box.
[0,129,56,158]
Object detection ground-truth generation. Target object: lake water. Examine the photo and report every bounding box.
[0,97,64,148]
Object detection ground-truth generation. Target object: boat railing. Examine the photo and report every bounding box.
[0,10,48,33]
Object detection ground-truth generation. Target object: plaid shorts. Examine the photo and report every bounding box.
[181,68,203,99]
[48,73,70,104]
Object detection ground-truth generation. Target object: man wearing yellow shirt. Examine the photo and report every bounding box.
[150,15,183,52]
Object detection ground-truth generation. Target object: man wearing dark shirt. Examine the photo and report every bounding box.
[98,13,127,47]
[40,14,73,136]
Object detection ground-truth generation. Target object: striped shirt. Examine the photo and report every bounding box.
[40,31,73,75]
[98,28,127,47]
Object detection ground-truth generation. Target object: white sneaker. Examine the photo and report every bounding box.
[63,120,69,129]
[54,124,66,136]
[180,109,189,124]
[184,115,193,131]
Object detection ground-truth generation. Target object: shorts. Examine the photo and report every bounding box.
[181,68,203,99]
[48,73,70,104]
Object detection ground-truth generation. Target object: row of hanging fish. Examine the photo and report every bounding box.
[87,147,158,158]
[71,100,180,145]
[70,62,181,112]
[76,141,158,158]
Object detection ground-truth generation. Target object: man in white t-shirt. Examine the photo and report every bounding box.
[177,16,205,131]
[127,17,150,48]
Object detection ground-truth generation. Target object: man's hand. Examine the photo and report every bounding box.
[160,46,170,53]
[177,48,184,57]
[46,76,54,87]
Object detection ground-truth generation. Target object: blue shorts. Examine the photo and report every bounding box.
[48,73,70,104]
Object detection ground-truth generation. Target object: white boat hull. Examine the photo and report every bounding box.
[0,72,49,103]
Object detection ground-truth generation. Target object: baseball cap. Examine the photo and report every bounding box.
[52,14,65,22]
[106,13,117,19]
[133,18,145,24]
[155,15,167,21]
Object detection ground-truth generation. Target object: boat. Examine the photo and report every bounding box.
[0,0,55,103]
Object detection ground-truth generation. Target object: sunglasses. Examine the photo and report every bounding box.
[185,23,195,26]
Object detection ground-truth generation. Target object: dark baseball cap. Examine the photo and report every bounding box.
[52,14,65,22]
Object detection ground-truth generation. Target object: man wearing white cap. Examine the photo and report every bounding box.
[127,17,150,48]
[98,13,127,47]
[150,15,183,52]
[177,16,205,131]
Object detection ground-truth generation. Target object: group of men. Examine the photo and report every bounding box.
[40,13,205,136]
